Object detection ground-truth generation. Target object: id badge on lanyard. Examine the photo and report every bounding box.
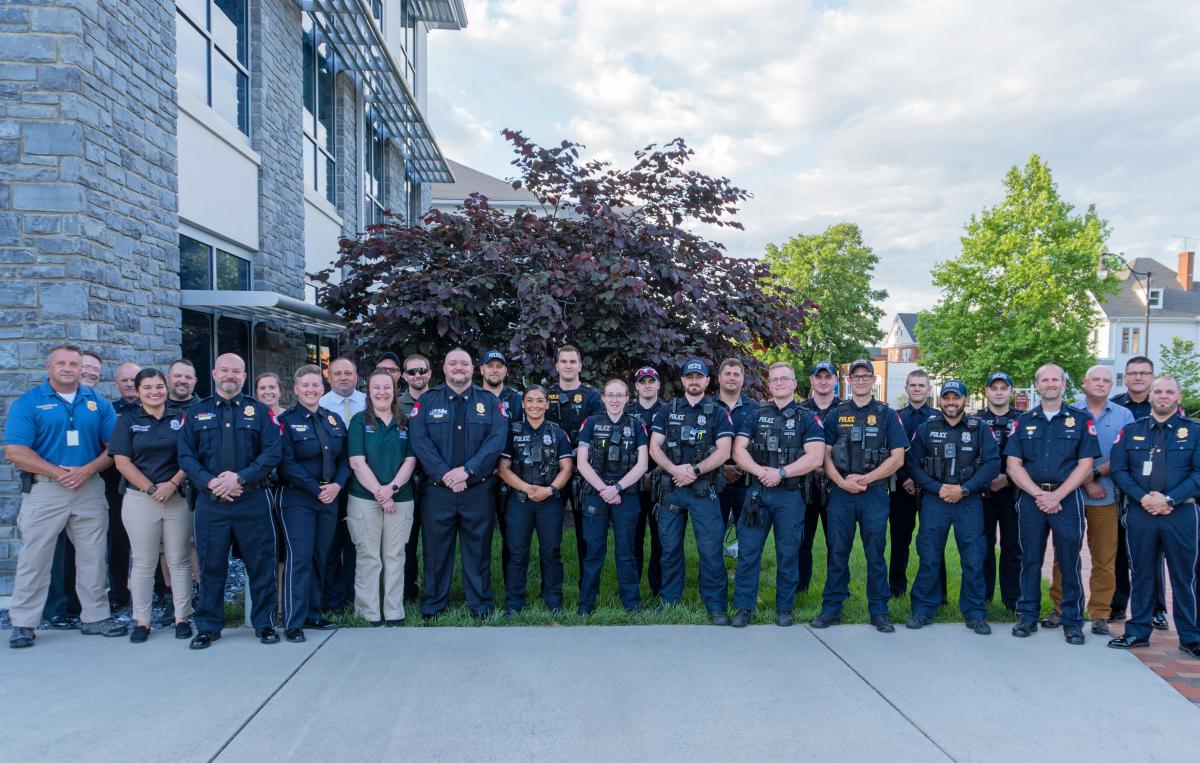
[60,396,79,448]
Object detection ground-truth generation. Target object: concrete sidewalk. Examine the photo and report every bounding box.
[4,624,1198,762]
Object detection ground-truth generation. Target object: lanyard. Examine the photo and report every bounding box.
[54,391,81,430]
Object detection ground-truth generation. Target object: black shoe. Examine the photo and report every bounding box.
[870,614,895,633]
[1108,634,1151,649]
[890,586,906,599]
[708,610,730,626]
[576,606,594,617]
[775,612,794,628]
[174,622,193,640]
[421,610,445,621]
[469,609,493,621]
[189,631,219,650]
[905,613,934,630]
[966,619,992,635]
[80,618,128,637]
[810,611,841,629]
[130,625,149,644]
[1107,610,1128,622]
[1064,626,1085,645]
[9,627,35,648]
[48,615,76,630]
[256,627,280,645]
[1152,611,1169,630]
[370,620,385,627]
[285,628,306,643]
[386,619,404,627]
[1012,619,1038,638]
[304,617,339,630]
[1091,619,1111,635]
[730,609,751,628]
[1040,612,1062,629]
[1179,642,1200,659]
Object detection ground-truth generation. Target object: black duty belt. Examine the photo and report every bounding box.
[1038,482,1061,492]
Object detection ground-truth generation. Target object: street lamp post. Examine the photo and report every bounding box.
[1101,252,1151,357]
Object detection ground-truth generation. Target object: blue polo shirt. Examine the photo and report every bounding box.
[4,380,117,465]
[1070,399,1134,505]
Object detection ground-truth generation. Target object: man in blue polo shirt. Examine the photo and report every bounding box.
[5,345,125,648]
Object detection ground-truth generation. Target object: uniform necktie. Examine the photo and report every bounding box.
[311,410,335,483]
[450,393,467,468]
[1151,423,1168,493]
[220,399,236,474]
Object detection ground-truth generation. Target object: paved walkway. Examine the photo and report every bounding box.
[4,624,1198,762]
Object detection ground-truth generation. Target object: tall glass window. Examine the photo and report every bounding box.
[398,0,417,93]
[175,0,250,134]
[303,13,337,204]
[180,233,252,291]
[364,104,387,227]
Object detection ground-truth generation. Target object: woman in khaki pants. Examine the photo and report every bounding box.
[109,368,192,643]
[346,369,417,626]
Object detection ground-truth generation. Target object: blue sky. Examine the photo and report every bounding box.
[426,0,1200,318]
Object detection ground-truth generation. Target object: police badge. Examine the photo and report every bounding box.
[244,405,255,417]
[623,426,632,437]
[866,415,877,426]
[543,434,554,445]
[476,402,485,415]
[962,431,971,443]
[786,419,796,429]
[573,393,583,404]
[327,414,338,428]
[697,415,706,426]
[86,400,98,412]
[1064,416,1075,428]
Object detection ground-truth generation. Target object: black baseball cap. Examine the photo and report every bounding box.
[811,361,837,376]
[377,351,401,366]
[482,349,507,366]
[848,359,874,375]
[987,372,1013,387]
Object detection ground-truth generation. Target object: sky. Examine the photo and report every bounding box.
[425,0,1200,320]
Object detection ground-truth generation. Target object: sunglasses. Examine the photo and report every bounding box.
[403,367,430,376]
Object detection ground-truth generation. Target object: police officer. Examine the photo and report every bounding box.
[576,379,649,614]
[1005,363,1100,645]
[812,359,908,633]
[975,371,1021,611]
[166,358,202,409]
[408,348,508,619]
[6,345,125,648]
[627,366,665,596]
[1107,376,1200,657]
[729,362,825,627]
[650,359,735,624]
[277,365,350,642]
[498,385,574,614]
[545,345,605,580]
[798,361,841,592]
[178,353,283,649]
[1111,355,1169,629]
[399,353,432,603]
[889,369,944,602]
[904,381,1000,635]
[104,361,141,611]
[714,358,756,529]
[480,349,522,587]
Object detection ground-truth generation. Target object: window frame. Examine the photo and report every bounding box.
[179,225,254,292]
[1147,288,1163,309]
[363,102,388,228]
[175,0,251,135]
[303,12,338,204]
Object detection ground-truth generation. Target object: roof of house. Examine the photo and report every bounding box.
[898,313,919,341]
[1098,257,1200,319]
[428,159,541,205]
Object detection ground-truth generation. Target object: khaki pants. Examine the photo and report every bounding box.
[1050,502,1118,619]
[346,495,414,622]
[122,490,193,624]
[9,479,109,627]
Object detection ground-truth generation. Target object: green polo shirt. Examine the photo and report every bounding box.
[347,411,413,501]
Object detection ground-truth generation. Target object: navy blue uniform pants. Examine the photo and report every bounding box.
[912,495,986,620]
[658,486,727,613]
[321,491,355,611]
[1124,502,1200,644]
[193,490,277,633]
[890,487,947,600]
[579,492,640,611]
[1016,489,1084,628]
[720,481,747,529]
[1113,497,1168,617]
[982,488,1021,609]
[823,485,890,617]
[633,485,664,596]
[420,480,496,616]
[503,494,565,611]
[798,490,829,592]
[733,487,805,614]
[279,491,338,630]
[403,478,422,601]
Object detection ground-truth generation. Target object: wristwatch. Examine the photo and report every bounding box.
[691,465,702,478]
[1166,496,1177,508]
[614,482,623,493]
[391,483,401,493]
[143,485,156,496]
[778,466,787,479]
[960,487,970,497]
[236,476,246,487]
[550,485,560,499]
[1091,468,1101,482]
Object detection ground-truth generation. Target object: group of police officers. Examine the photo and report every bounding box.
[5,343,1200,659]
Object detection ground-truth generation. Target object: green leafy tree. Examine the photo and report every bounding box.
[759,222,887,377]
[1160,336,1200,413]
[917,154,1117,390]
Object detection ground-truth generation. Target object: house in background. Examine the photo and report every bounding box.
[429,159,540,213]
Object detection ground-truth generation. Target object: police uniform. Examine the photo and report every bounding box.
[1109,390,1168,623]
[1109,412,1200,651]
[1004,405,1101,635]
[577,411,648,612]
[501,419,572,611]
[732,400,825,619]
[652,396,735,615]
[889,401,946,601]
[627,395,665,595]
[399,389,424,603]
[408,383,508,617]
[103,396,140,609]
[277,404,350,632]
[490,384,522,588]
[906,400,1000,625]
[797,394,840,591]
[819,397,909,621]
[545,382,605,579]
[975,403,1021,609]
[177,392,282,641]
[716,392,756,528]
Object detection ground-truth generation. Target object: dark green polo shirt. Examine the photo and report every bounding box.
[347,411,413,501]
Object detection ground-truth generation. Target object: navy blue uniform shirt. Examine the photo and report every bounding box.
[821,398,909,451]
[896,403,934,480]
[1110,413,1200,505]
[495,386,524,423]
[408,383,507,484]
[546,384,604,448]
[278,404,351,496]
[626,399,663,433]
[578,413,649,483]
[177,393,282,490]
[107,405,187,485]
[907,415,1001,494]
[1003,405,1101,484]
[1111,391,1151,422]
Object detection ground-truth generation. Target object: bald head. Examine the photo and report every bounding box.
[116,362,142,402]
[1149,376,1182,418]
[1082,365,1114,403]
[212,353,247,400]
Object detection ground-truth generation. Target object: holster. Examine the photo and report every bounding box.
[19,471,34,493]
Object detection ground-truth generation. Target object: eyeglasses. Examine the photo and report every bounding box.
[379,367,401,374]
[849,375,874,382]
[603,393,629,400]
[768,377,795,384]
[403,367,430,376]
[1125,371,1152,377]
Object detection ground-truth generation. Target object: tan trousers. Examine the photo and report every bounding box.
[122,490,193,624]
[9,479,109,627]
[346,495,414,622]
[1050,502,1118,619]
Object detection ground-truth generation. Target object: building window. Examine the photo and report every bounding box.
[901,348,912,362]
[364,105,387,227]
[1116,372,1125,386]
[176,0,250,134]
[182,309,214,398]
[305,332,339,372]
[1148,288,1163,309]
[1120,327,1141,355]
[398,0,417,92]
[302,14,337,204]
[371,0,383,23]
[179,233,252,290]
